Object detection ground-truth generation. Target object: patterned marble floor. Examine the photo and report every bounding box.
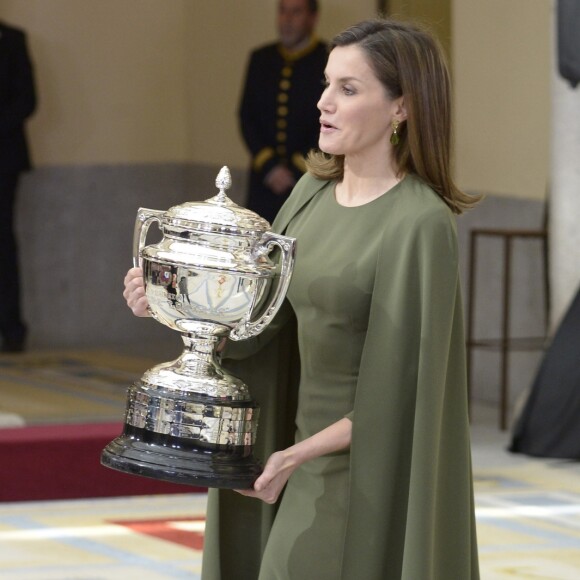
[0,493,206,579]
[472,406,580,580]
[0,349,152,426]
[1,350,579,579]
[1,422,579,579]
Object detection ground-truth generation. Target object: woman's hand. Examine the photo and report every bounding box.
[236,449,297,504]
[235,417,353,504]
[123,267,151,317]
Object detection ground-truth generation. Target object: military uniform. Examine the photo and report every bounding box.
[239,36,327,223]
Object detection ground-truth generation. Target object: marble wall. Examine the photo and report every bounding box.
[16,163,247,353]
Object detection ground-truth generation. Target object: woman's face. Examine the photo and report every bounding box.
[317,45,403,159]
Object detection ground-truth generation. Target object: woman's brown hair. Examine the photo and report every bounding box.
[306,18,479,214]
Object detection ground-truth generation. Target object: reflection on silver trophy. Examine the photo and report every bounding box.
[101,166,296,489]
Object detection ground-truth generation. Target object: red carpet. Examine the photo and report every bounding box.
[0,422,205,502]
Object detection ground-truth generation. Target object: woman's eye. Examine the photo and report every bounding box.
[342,86,355,95]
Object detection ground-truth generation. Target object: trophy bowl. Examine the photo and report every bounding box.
[101,167,296,489]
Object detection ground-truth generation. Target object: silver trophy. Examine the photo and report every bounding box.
[101,166,296,489]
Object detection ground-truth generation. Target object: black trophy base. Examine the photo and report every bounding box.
[101,429,262,490]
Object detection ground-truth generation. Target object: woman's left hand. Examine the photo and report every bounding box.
[235,450,297,504]
[234,417,352,504]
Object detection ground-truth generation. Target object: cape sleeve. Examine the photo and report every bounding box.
[220,299,294,361]
[203,312,300,580]
[341,196,479,579]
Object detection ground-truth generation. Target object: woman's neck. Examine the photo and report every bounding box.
[335,156,403,207]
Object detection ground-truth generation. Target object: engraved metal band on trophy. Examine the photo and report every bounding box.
[124,385,258,446]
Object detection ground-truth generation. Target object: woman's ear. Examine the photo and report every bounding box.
[393,96,408,122]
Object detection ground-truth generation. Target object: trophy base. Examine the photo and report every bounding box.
[101,428,262,489]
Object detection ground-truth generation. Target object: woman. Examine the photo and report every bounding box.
[124,18,480,580]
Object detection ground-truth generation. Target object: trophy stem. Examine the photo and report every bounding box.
[182,332,220,356]
[172,333,225,380]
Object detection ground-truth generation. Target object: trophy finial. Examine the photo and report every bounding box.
[215,166,232,203]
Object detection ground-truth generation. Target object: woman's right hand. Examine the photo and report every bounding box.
[123,267,151,317]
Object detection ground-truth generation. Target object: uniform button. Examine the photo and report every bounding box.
[277,119,287,129]
[276,131,287,142]
[279,79,291,90]
[277,106,288,116]
[282,66,293,77]
[277,93,289,103]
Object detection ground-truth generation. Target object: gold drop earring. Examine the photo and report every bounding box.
[390,120,400,146]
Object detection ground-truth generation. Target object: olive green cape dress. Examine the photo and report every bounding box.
[202,174,480,579]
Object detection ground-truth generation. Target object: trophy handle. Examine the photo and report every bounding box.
[230,232,296,341]
[133,208,165,267]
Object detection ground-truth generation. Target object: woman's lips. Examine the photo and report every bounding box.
[320,120,337,133]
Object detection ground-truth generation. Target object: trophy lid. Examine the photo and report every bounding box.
[164,166,271,234]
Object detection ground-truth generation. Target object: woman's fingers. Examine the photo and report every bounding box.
[233,451,293,504]
[123,267,150,317]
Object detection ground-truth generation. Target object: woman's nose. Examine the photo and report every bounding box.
[317,90,334,112]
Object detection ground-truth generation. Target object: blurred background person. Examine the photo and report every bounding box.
[0,19,37,353]
[239,0,326,223]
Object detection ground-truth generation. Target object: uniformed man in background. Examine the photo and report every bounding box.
[239,0,326,223]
